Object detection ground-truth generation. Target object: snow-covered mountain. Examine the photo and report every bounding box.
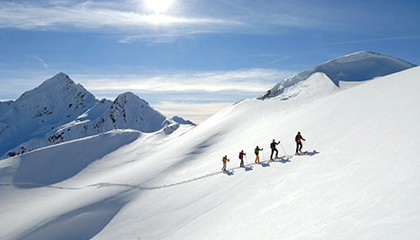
[0,73,194,159]
[261,51,416,100]
[1,52,420,239]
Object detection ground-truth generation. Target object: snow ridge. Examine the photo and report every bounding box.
[263,51,416,100]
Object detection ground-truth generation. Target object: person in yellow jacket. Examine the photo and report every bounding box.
[222,155,230,172]
[254,146,263,163]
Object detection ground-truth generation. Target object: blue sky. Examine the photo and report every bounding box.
[0,0,419,123]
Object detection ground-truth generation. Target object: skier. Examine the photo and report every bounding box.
[295,132,306,155]
[239,150,246,167]
[222,155,230,172]
[254,146,263,163]
[270,139,280,160]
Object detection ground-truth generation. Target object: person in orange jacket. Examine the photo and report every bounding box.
[222,155,230,172]
[295,132,306,155]
[254,146,263,163]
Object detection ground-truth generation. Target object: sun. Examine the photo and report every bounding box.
[144,0,175,14]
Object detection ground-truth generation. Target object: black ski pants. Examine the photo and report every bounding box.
[296,142,303,153]
[270,148,278,159]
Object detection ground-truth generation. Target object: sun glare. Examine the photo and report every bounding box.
[144,0,175,14]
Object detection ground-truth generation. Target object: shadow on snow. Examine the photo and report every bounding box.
[12,131,140,189]
[295,150,320,157]
[16,197,128,240]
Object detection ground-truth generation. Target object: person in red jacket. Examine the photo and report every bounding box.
[295,132,306,155]
[239,150,246,167]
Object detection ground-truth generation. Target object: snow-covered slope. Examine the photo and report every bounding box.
[0,73,193,159]
[0,64,419,239]
[263,51,416,100]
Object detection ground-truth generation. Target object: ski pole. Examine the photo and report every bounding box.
[262,149,265,161]
[280,142,288,156]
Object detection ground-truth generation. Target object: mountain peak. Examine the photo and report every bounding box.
[263,51,416,100]
[16,72,89,102]
[323,51,415,68]
[114,92,149,106]
[104,91,171,131]
[53,72,72,81]
[306,51,416,85]
[41,72,75,87]
[1,73,99,158]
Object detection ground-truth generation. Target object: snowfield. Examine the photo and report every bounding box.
[1,55,420,239]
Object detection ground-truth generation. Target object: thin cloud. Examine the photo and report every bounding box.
[118,29,216,44]
[73,69,295,94]
[0,68,296,99]
[0,1,331,42]
[0,2,242,31]
[32,56,48,68]
[154,101,231,124]
[266,58,291,65]
[252,54,291,65]
[270,14,326,28]
[325,36,420,46]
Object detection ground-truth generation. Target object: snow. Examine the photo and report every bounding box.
[12,130,141,188]
[275,72,340,101]
[265,51,416,99]
[1,54,420,239]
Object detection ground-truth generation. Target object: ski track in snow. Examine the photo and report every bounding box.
[1,152,318,191]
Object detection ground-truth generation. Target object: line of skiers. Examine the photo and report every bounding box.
[222,132,306,172]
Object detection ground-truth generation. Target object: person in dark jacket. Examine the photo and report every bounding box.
[295,132,306,155]
[270,139,280,160]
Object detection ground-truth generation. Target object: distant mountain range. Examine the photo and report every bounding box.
[0,73,195,159]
